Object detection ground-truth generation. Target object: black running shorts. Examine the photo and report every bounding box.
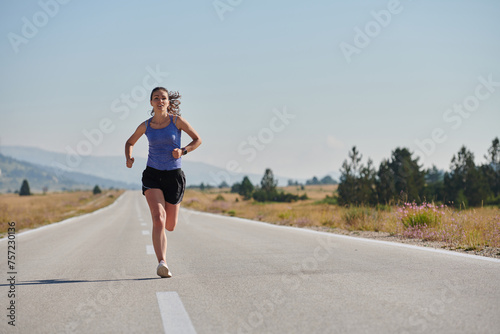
[141,166,186,205]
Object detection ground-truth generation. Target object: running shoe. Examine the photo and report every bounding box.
[157,262,172,278]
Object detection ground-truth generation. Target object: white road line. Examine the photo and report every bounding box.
[142,230,150,235]
[156,292,197,334]
[146,245,155,255]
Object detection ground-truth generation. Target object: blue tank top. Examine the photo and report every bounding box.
[145,115,182,170]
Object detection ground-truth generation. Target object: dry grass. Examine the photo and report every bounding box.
[182,186,500,251]
[0,189,125,237]
[395,203,500,250]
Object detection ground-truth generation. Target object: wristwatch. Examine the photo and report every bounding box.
[182,148,188,156]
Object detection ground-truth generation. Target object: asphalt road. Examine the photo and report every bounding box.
[1,191,499,334]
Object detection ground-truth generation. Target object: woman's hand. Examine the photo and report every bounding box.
[172,148,183,159]
[126,157,135,168]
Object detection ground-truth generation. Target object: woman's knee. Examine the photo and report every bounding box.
[165,204,180,232]
[151,210,167,228]
[165,218,177,232]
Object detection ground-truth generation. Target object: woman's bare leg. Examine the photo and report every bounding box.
[145,189,168,263]
[165,202,180,232]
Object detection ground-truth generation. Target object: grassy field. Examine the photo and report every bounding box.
[182,185,500,252]
[0,189,125,237]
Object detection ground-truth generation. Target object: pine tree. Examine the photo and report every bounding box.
[218,181,230,188]
[388,148,425,203]
[253,169,279,202]
[93,185,102,195]
[358,159,377,205]
[338,146,361,205]
[231,182,241,194]
[19,179,31,196]
[484,137,500,197]
[320,175,336,185]
[240,176,255,200]
[423,165,444,202]
[337,146,376,205]
[260,168,277,194]
[444,146,490,207]
[376,159,395,204]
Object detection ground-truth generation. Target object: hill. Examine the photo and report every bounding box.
[0,146,311,187]
[0,154,135,193]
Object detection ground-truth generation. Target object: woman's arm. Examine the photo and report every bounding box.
[125,122,147,168]
[172,116,202,159]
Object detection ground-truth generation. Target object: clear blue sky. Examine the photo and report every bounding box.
[1,0,499,180]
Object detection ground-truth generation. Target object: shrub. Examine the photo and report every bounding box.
[341,206,380,231]
[316,195,337,205]
[485,195,500,206]
[278,210,294,220]
[253,189,307,203]
[375,204,392,212]
[398,202,444,228]
[343,206,370,226]
[215,194,225,201]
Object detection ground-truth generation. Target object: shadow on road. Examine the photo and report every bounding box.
[0,277,161,286]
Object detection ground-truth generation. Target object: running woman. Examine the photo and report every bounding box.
[125,87,202,278]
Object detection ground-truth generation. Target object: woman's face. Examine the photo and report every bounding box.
[150,90,169,113]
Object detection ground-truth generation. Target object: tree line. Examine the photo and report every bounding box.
[16,179,103,196]
[288,175,337,186]
[337,137,500,207]
[231,168,308,202]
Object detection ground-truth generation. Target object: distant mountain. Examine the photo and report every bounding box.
[0,146,145,188]
[0,146,301,187]
[0,154,135,193]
